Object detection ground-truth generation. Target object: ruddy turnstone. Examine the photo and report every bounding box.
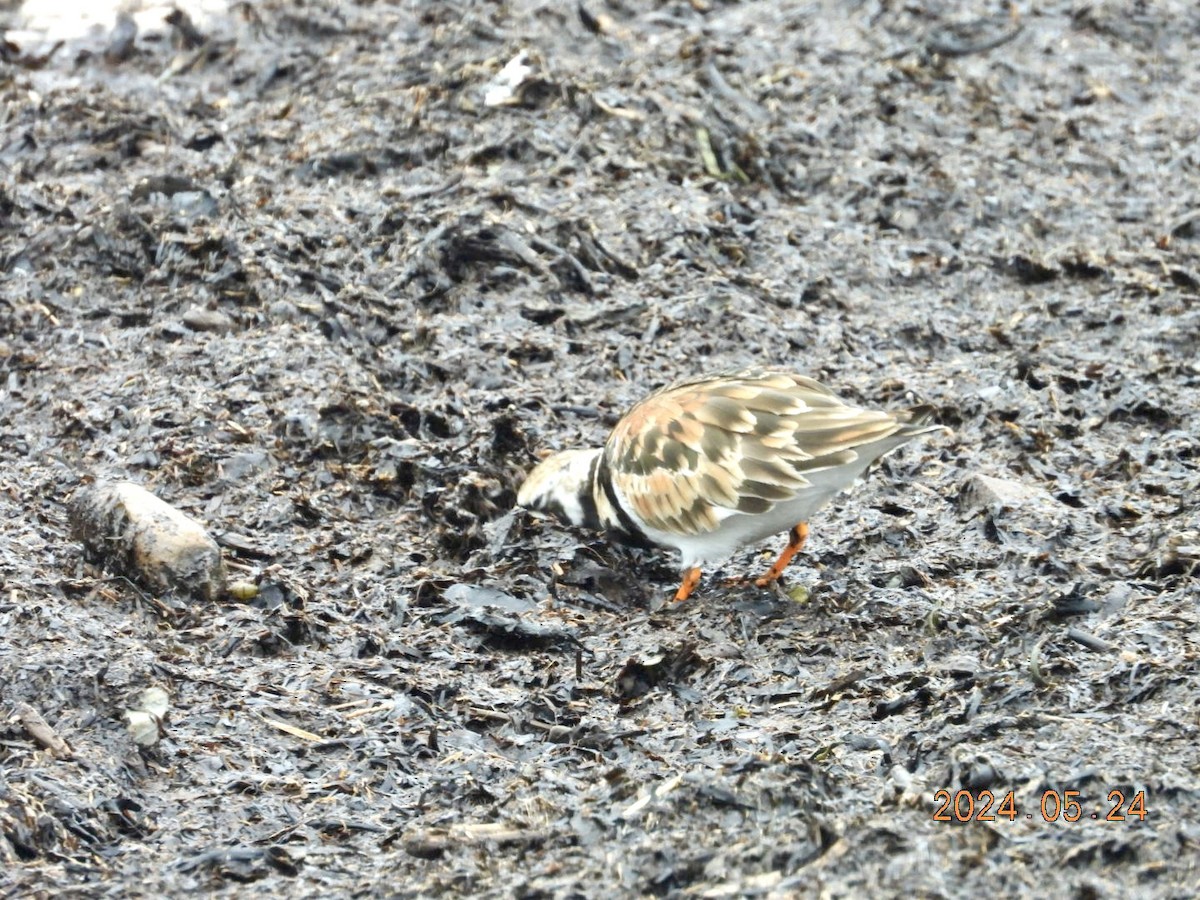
[517,367,940,602]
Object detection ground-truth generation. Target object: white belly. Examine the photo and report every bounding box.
[637,434,914,569]
[647,490,833,568]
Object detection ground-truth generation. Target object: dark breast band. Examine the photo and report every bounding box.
[593,453,655,549]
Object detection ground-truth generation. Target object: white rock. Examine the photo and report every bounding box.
[960,473,1046,511]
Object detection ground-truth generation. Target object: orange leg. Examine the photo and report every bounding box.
[755,523,809,587]
[674,567,703,603]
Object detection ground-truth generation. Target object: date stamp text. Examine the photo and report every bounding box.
[933,789,1147,823]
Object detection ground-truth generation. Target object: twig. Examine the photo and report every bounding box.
[14,702,72,758]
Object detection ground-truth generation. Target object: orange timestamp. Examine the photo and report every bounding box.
[933,789,1147,823]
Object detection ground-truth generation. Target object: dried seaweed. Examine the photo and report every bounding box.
[1,0,1198,896]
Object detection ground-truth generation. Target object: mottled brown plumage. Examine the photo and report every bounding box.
[517,367,941,601]
[606,370,906,537]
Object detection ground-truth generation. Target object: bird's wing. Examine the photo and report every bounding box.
[603,368,906,536]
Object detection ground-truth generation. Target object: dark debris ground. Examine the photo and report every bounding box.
[1,0,1198,896]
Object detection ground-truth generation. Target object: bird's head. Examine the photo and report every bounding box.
[516,448,602,528]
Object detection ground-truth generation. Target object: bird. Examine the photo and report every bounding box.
[516,367,942,603]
